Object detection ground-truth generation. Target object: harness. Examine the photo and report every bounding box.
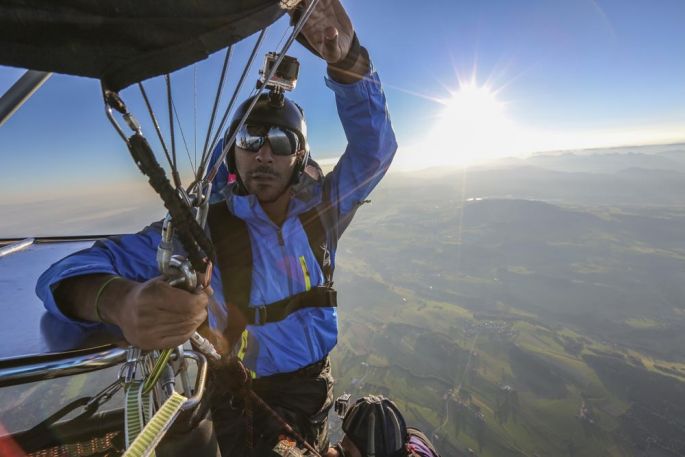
[206,195,340,455]
[206,195,337,351]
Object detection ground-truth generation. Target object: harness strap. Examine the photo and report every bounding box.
[124,380,153,452]
[249,286,337,325]
[207,201,251,350]
[298,203,334,285]
[123,392,188,457]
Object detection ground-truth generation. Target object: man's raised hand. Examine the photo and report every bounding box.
[293,0,355,65]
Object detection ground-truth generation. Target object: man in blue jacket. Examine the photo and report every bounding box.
[36,0,397,455]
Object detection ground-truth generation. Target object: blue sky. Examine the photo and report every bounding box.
[1,0,684,204]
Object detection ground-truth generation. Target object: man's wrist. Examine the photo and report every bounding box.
[53,273,129,325]
[94,275,122,323]
[327,45,370,84]
[96,275,135,326]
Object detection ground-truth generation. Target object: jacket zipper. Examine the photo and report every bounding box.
[276,226,294,296]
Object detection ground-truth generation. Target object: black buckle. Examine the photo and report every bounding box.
[254,306,267,325]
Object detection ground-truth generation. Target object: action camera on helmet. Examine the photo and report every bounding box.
[258,52,300,93]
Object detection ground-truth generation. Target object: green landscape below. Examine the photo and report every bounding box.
[330,143,685,457]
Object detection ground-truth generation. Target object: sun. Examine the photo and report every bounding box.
[443,84,504,126]
[421,82,520,168]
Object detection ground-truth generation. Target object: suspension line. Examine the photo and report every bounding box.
[138,82,174,171]
[201,46,233,163]
[198,28,268,179]
[165,74,181,188]
[193,65,198,171]
[171,98,195,176]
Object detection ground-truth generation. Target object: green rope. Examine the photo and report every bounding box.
[142,349,173,394]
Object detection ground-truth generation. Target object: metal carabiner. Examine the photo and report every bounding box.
[86,379,123,412]
[120,346,142,384]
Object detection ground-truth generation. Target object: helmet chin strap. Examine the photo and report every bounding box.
[232,169,250,196]
[289,154,306,186]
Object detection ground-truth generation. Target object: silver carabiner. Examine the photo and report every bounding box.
[120,346,142,384]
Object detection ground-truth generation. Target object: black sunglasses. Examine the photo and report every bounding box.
[235,124,301,156]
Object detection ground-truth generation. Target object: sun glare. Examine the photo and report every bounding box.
[421,82,520,168]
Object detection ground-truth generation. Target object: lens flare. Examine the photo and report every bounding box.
[423,82,519,168]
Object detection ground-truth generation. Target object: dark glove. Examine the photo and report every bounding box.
[209,356,252,396]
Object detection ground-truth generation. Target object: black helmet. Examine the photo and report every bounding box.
[342,395,408,457]
[224,91,309,180]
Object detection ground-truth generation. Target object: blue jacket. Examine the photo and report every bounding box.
[37,70,397,378]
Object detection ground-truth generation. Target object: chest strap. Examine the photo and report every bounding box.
[249,286,337,325]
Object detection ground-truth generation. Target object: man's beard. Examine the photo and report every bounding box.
[244,166,290,203]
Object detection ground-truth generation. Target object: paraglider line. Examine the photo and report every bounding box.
[138,82,174,172]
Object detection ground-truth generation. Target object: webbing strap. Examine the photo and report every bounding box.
[123,392,188,457]
[124,381,153,452]
[298,203,333,285]
[207,203,251,350]
[247,286,337,325]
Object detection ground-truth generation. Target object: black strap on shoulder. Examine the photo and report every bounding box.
[298,178,340,285]
[207,201,251,348]
[207,202,252,309]
[298,205,333,285]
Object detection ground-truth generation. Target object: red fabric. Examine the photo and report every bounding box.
[0,423,27,457]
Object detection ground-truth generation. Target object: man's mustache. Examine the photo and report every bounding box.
[250,166,279,177]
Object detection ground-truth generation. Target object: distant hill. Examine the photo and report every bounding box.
[526,144,685,174]
[387,160,685,208]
